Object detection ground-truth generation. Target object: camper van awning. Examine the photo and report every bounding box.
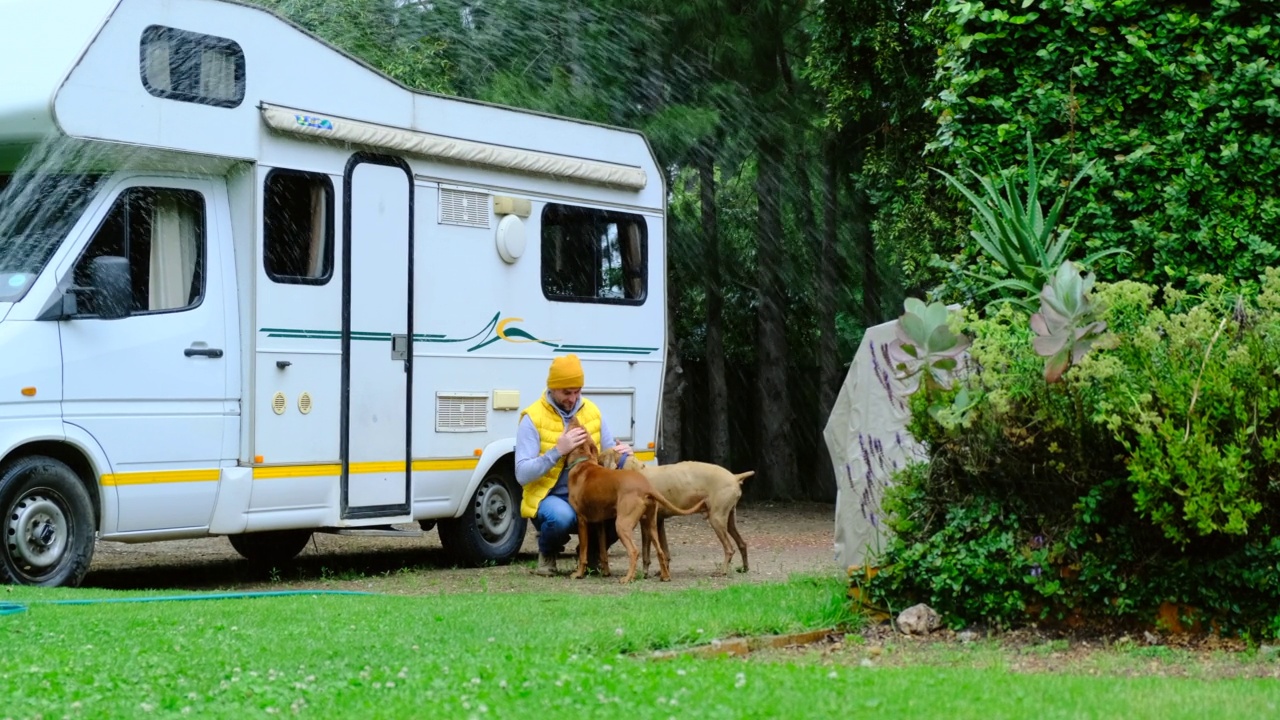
[260,103,648,192]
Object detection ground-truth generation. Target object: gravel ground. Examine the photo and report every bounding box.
[82,501,840,595]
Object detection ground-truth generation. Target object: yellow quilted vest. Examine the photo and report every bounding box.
[518,395,602,518]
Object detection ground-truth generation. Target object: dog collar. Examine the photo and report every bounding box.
[565,456,591,471]
[617,452,632,469]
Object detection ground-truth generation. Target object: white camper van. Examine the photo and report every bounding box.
[0,0,665,587]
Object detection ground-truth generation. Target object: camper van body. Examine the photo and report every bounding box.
[0,0,665,586]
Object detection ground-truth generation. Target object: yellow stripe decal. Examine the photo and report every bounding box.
[100,469,221,486]
[252,464,342,479]
[253,458,480,479]
[634,450,656,462]
[413,458,480,471]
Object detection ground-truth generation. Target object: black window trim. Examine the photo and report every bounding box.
[262,168,336,286]
[138,24,246,109]
[68,185,209,318]
[539,203,649,307]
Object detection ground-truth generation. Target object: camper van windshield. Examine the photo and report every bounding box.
[0,173,105,302]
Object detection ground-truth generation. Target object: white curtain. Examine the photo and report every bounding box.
[624,223,643,297]
[143,40,171,90]
[199,48,236,99]
[306,183,327,277]
[148,195,198,311]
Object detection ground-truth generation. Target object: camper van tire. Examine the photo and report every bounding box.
[227,529,314,566]
[0,455,96,587]
[438,461,526,566]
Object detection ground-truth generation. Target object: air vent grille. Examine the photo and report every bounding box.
[436,393,488,432]
[439,189,491,228]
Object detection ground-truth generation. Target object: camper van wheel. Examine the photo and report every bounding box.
[228,530,313,566]
[0,455,96,588]
[438,464,526,567]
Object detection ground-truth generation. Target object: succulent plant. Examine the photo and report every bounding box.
[888,298,971,394]
[932,132,1126,312]
[1030,261,1108,383]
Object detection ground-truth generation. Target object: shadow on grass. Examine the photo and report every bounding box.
[82,544,541,591]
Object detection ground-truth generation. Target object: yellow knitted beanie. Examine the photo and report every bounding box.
[547,354,585,389]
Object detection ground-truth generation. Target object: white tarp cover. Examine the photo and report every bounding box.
[824,319,926,569]
[260,103,648,191]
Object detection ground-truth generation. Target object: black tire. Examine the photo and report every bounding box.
[0,455,96,587]
[438,462,526,567]
[228,529,313,565]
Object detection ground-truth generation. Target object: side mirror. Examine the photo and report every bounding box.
[89,256,132,319]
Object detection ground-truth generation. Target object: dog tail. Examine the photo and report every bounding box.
[651,493,707,517]
[734,471,755,484]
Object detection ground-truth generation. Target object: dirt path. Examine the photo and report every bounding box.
[83,501,839,595]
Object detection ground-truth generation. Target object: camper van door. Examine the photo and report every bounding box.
[56,177,233,533]
[341,155,413,519]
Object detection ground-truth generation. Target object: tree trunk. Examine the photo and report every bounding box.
[659,317,684,464]
[755,133,799,499]
[819,138,840,418]
[792,145,835,501]
[698,146,731,469]
[811,135,841,502]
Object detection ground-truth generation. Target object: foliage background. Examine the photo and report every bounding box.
[927,0,1280,292]
[243,0,1280,515]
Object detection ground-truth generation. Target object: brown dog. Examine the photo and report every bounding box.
[599,450,753,575]
[564,424,706,583]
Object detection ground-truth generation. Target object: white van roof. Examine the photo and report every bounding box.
[0,0,119,143]
[0,0,659,204]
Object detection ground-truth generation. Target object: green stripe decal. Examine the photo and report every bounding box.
[259,312,656,356]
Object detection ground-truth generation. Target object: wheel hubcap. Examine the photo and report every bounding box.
[474,478,513,543]
[7,494,70,570]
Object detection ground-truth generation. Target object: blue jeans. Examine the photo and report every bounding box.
[533,495,576,555]
[533,495,619,556]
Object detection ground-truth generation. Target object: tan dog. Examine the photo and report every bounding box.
[600,449,753,575]
[563,423,706,583]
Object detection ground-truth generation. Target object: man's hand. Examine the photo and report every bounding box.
[555,427,589,455]
[613,442,633,455]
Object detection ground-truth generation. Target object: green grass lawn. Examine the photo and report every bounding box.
[3,575,1278,719]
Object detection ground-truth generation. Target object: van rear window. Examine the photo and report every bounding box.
[139,25,245,108]
[541,204,646,305]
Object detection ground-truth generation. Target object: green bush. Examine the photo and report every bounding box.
[930,0,1280,291]
[862,270,1280,636]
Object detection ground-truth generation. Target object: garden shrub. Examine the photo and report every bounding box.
[930,0,1280,291]
[860,270,1280,636]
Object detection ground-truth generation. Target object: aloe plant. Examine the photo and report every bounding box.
[1030,262,1108,383]
[888,298,971,394]
[933,132,1126,311]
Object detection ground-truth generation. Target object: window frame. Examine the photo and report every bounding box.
[261,168,336,286]
[539,203,648,307]
[67,185,209,318]
[138,24,246,109]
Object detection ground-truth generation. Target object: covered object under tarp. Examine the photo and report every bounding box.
[823,319,927,569]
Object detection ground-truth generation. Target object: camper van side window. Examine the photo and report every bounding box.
[263,171,334,284]
[71,188,206,316]
[541,204,646,305]
[139,25,245,108]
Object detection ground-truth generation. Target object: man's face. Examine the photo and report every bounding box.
[549,387,582,412]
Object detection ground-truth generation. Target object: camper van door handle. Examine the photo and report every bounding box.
[184,347,224,359]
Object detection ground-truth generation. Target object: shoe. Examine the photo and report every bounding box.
[534,553,558,576]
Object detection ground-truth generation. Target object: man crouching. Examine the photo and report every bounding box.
[514,354,631,575]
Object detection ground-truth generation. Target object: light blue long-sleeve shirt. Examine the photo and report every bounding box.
[515,393,616,498]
